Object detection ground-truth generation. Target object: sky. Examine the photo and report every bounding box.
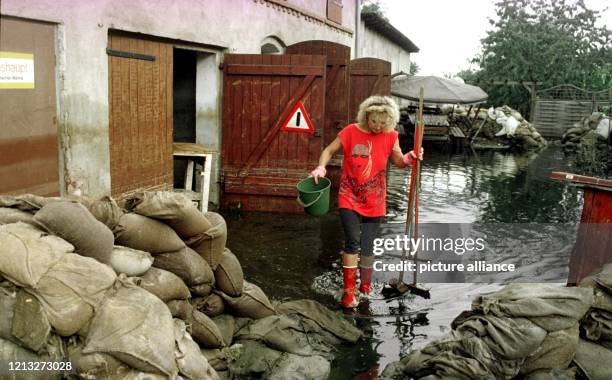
[381,0,612,77]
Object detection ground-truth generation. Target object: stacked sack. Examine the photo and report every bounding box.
[577,264,612,380]
[120,192,362,379]
[561,112,610,153]
[380,283,593,380]
[442,105,547,150]
[561,112,611,174]
[0,192,362,380]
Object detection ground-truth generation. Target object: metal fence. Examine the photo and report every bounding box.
[533,85,612,138]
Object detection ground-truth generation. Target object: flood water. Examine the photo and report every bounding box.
[224,143,585,379]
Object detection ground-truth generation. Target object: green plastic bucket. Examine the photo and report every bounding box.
[297,177,331,216]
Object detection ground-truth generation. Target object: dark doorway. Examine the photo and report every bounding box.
[173,48,197,187]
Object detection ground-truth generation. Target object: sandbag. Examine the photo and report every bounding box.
[582,309,612,345]
[34,253,117,336]
[0,283,17,343]
[34,201,114,264]
[234,315,332,357]
[186,212,227,270]
[68,341,127,379]
[0,222,72,288]
[110,246,154,276]
[452,312,547,360]
[115,213,185,254]
[201,349,228,371]
[212,315,235,347]
[124,191,212,238]
[174,319,220,380]
[277,299,362,343]
[520,325,579,376]
[472,284,593,332]
[217,281,275,319]
[191,283,213,297]
[0,194,59,211]
[73,195,124,230]
[0,338,61,380]
[228,340,282,377]
[12,289,52,352]
[574,339,612,380]
[84,277,178,377]
[213,248,244,297]
[188,309,225,349]
[134,267,190,302]
[167,300,224,348]
[194,294,225,318]
[266,353,330,380]
[0,208,34,225]
[167,300,194,319]
[153,246,214,286]
[114,370,169,380]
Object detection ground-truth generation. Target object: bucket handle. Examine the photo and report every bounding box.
[297,191,324,208]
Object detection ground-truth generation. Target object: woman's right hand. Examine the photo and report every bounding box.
[310,165,327,184]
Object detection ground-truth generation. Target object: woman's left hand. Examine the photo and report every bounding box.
[403,148,424,165]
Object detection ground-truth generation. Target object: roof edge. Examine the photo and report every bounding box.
[361,11,419,53]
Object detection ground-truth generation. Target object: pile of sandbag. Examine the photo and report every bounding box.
[0,192,362,380]
[562,112,610,152]
[443,105,548,150]
[380,283,594,380]
[576,264,612,380]
[561,112,611,174]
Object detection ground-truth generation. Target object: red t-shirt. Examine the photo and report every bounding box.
[338,123,399,217]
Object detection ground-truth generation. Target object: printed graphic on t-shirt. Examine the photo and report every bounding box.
[339,169,386,206]
[351,141,373,179]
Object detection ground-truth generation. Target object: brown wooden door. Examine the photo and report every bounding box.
[0,17,59,196]
[221,54,326,212]
[286,41,350,146]
[349,58,391,122]
[107,31,174,196]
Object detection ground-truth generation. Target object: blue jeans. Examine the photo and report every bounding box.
[339,208,382,257]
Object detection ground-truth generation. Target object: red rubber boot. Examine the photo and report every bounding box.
[342,266,358,308]
[359,267,373,295]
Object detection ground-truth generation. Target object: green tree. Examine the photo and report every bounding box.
[409,61,420,75]
[465,0,612,117]
[361,0,389,21]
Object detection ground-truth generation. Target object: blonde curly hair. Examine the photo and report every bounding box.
[356,95,400,132]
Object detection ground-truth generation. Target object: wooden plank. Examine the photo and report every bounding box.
[225,64,324,76]
[550,172,612,190]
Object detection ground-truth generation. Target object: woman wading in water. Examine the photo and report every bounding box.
[311,96,423,308]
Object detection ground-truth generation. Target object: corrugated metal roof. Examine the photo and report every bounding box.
[407,113,449,126]
[361,12,419,53]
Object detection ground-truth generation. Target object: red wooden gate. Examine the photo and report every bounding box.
[286,41,350,146]
[221,54,326,212]
[349,58,391,122]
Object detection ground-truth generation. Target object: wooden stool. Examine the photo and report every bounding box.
[172,143,217,212]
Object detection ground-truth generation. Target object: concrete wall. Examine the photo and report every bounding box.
[358,20,411,74]
[1,0,355,203]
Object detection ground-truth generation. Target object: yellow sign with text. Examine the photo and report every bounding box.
[0,52,35,89]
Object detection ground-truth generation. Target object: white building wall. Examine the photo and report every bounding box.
[1,0,355,200]
[358,20,411,74]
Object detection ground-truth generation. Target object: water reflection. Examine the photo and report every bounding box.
[224,144,584,379]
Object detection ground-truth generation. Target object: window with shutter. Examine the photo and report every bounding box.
[327,0,342,24]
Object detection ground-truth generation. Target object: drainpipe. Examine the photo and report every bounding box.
[354,0,360,58]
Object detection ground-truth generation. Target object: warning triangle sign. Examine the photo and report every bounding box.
[280,101,315,134]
